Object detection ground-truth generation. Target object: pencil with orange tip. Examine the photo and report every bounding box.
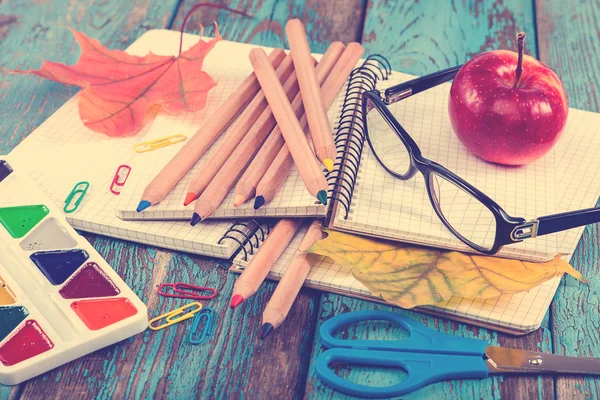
[184,53,296,211]
[137,49,286,212]
[230,219,303,309]
[254,43,364,208]
[260,219,324,339]
[191,59,308,223]
[286,19,337,172]
[233,41,345,207]
[249,48,329,206]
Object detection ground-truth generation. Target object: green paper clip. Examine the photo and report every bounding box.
[188,307,214,345]
[64,181,90,214]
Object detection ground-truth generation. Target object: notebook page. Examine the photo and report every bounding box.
[6,30,258,259]
[332,72,559,262]
[116,38,350,220]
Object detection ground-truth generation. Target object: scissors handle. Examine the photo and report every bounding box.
[320,310,487,356]
[316,348,489,398]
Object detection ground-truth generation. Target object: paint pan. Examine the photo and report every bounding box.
[0,160,13,183]
[30,249,90,286]
[19,218,78,251]
[59,263,120,299]
[0,205,49,239]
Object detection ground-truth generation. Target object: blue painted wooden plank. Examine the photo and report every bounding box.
[305,1,554,399]
[536,0,600,396]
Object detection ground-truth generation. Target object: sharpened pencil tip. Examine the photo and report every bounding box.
[137,200,151,212]
[230,294,244,309]
[190,212,202,226]
[233,194,244,208]
[260,323,274,340]
[183,192,197,206]
[317,190,328,206]
[253,196,265,210]
[323,158,334,172]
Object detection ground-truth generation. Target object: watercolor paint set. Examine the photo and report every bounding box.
[0,158,148,385]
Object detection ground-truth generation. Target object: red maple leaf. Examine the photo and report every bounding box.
[11,26,221,137]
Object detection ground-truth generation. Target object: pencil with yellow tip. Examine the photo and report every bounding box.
[286,19,337,172]
[184,54,295,213]
[260,219,324,340]
[136,48,286,212]
[254,43,364,209]
[249,48,329,206]
[230,219,303,309]
[233,41,345,208]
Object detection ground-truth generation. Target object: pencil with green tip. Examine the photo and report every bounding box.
[260,219,324,340]
[136,48,286,212]
[249,48,329,206]
[286,19,337,172]
[254,42,364,209]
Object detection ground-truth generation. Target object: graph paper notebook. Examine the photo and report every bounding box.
[6,30,277,260]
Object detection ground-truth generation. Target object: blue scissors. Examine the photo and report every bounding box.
[316,310,600,398]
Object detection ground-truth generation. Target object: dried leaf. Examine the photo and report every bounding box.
[307,229,586,309]
[11,26,221,136]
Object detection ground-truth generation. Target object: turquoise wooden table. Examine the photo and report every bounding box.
[0,0,598,399]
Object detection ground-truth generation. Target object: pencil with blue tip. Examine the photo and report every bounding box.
[254,43,364,209]
[260,219,324,340]
[249,48,329,206]
[136,48,286,212]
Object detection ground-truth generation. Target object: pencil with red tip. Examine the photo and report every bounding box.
[260,219,324,340]
[229,219,302,309]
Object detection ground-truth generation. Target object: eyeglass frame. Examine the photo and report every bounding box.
[362,65,600,255]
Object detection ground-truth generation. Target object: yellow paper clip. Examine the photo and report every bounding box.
[134,134,187,153]
[148,301,203,331]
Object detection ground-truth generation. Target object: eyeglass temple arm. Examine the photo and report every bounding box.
[527,207,600,237]
[383,65,462,104]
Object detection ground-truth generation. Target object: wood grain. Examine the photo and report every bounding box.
[537,0,600,398]
[304,1,553,399]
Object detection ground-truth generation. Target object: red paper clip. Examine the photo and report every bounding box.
[110,165,132,195]
[158,282,218,300]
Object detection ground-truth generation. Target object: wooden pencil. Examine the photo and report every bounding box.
[248,48,329,206]
[286,19,336,172]
[230,219,303,309]
[233,42,345,208]
[260,219,324,339]
[191,58,308,223]
[254,43,364,208]
[183,54,296,211]
[137,49,286,212]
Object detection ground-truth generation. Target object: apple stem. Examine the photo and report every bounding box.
[513,32,526,88]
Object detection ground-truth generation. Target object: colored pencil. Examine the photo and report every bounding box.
[254,43,364,208]
[233,42,345,208]
[248,48,329,206]
[183,54,296,210]
[286,19,336,172]
[191,58,307,223]
[230,219,303,309]
[260,219,324,340]
[137,49,286,212]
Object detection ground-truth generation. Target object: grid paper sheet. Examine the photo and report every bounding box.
[333,72,559,262]
[116,38,348,221]
[5,30,272,259]
[231,83,600,334]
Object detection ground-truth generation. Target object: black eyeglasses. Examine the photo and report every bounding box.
[362,66,600,255]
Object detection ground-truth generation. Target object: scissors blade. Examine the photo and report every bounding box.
[485,346,600,375]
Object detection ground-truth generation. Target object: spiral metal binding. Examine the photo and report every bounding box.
[219,219,275,262]
[326,55,392,219]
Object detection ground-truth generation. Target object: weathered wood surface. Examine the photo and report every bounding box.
[0,0,598,399]
[537,0,600,398]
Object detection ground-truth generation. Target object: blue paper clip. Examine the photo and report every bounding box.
[64,181,90,214]
[188,307,215,345]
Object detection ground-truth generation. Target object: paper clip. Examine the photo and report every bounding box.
[148,301,203,331]
[110,165,132,195]
[188,308,215,345]
[158,282,218,300]
[134,134,187,153]
[64,181,90,214]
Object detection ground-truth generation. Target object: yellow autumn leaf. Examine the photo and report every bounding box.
[307,229,586,309]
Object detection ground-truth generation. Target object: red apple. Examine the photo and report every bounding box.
[448,33,569,165]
